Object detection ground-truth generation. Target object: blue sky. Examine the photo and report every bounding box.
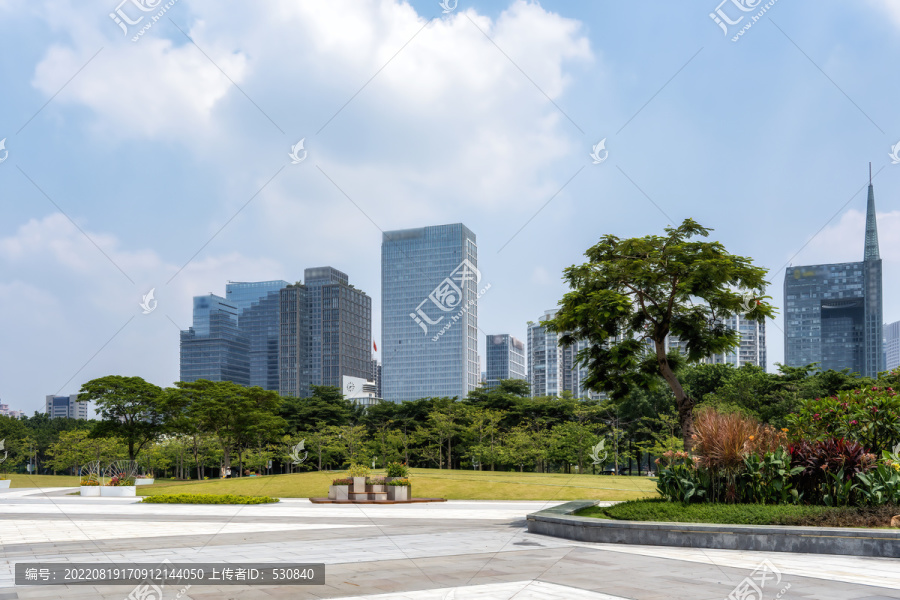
[2,0,900,414]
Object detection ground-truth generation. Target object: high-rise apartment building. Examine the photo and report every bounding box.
[527,311,565,397]
[884,321,900,371]
[486,334,526,389]
[784,169,884,377]
[382,224,479,402]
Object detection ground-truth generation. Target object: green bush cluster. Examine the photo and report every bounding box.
[385,462,409,477]
[141,494,279,504]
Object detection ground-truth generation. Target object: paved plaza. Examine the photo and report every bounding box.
[0,488,898,599]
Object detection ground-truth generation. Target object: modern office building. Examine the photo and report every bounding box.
[486,334,526,389]
[180,294,249,385]
[279,283,310,398]
[227,281,289,390]
[382,223,480,402]
[371,359,383,399]
[885,321,900,371]
[278,268,373,398]
[784,169,884,377]
[45,394,89,420]
[342,375,381,407]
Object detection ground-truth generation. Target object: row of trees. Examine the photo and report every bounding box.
[0,362,886,479]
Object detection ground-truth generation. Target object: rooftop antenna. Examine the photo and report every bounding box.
[869,162,872,185]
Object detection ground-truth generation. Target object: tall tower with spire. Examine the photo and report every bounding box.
[863,163,885,375]
[784,165,885,378]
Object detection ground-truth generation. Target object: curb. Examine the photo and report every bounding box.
[526,501,900,558]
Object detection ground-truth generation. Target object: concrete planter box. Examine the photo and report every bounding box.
[367,484,385,493]
[100,486,136,497]
[80,486,100,496]
[330,485,350,500]
[387,486,409,501]
[0,480,10,489]
[134,478,155,486]
[352,477,367,493]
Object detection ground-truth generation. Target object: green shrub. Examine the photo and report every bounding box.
[577,499,899,528]
[331,478,352,485]
[141,494,279,504]
[387,478,411,487]
[348,464,370,478]
[385,462,409,478]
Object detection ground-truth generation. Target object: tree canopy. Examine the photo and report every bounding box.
[544,219,776,449]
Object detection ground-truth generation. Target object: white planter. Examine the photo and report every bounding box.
[134,479,155,486]
[333,485,349,500]
[352,477,367,493]
[100,486,136,497]
[80,486,100,496]
[0,480,11,489]
[388,486,409,501]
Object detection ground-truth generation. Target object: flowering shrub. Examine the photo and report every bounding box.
[786,387,900,454]
[366,477,386,485]
[387,478,411,487]
[80,478,100,486]
[105,473,135,486]
[331,478,352,485]
[856,444,900,505]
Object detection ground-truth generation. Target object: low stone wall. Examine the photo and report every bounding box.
[526,501,900,558]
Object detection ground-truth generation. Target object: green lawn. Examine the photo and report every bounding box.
[2,474,81,488]
[136,468,658,501]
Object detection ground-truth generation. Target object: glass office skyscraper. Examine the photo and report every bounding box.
[226,281,289,390]
[784,169,884,377]
[486,334,526,389]
[382,223,479,402]
[180,294,250,384]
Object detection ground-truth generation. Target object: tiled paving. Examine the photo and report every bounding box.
[0,488,898,599]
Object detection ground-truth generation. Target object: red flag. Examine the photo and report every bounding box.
[373,341,377,352]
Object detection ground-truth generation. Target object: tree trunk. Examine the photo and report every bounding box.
[654,339,696,451]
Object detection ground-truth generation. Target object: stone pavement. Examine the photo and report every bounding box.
[0,488,898,599]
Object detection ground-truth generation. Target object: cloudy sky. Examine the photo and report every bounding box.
[2,0,900,414]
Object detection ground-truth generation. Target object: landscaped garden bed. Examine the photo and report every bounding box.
[577,498,900,528]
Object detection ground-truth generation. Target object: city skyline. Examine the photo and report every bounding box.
[4,2,900,413]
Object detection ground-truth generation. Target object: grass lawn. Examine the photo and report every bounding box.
[1,474,81,488]
[136,468,659,501]
[577,498,900,528]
